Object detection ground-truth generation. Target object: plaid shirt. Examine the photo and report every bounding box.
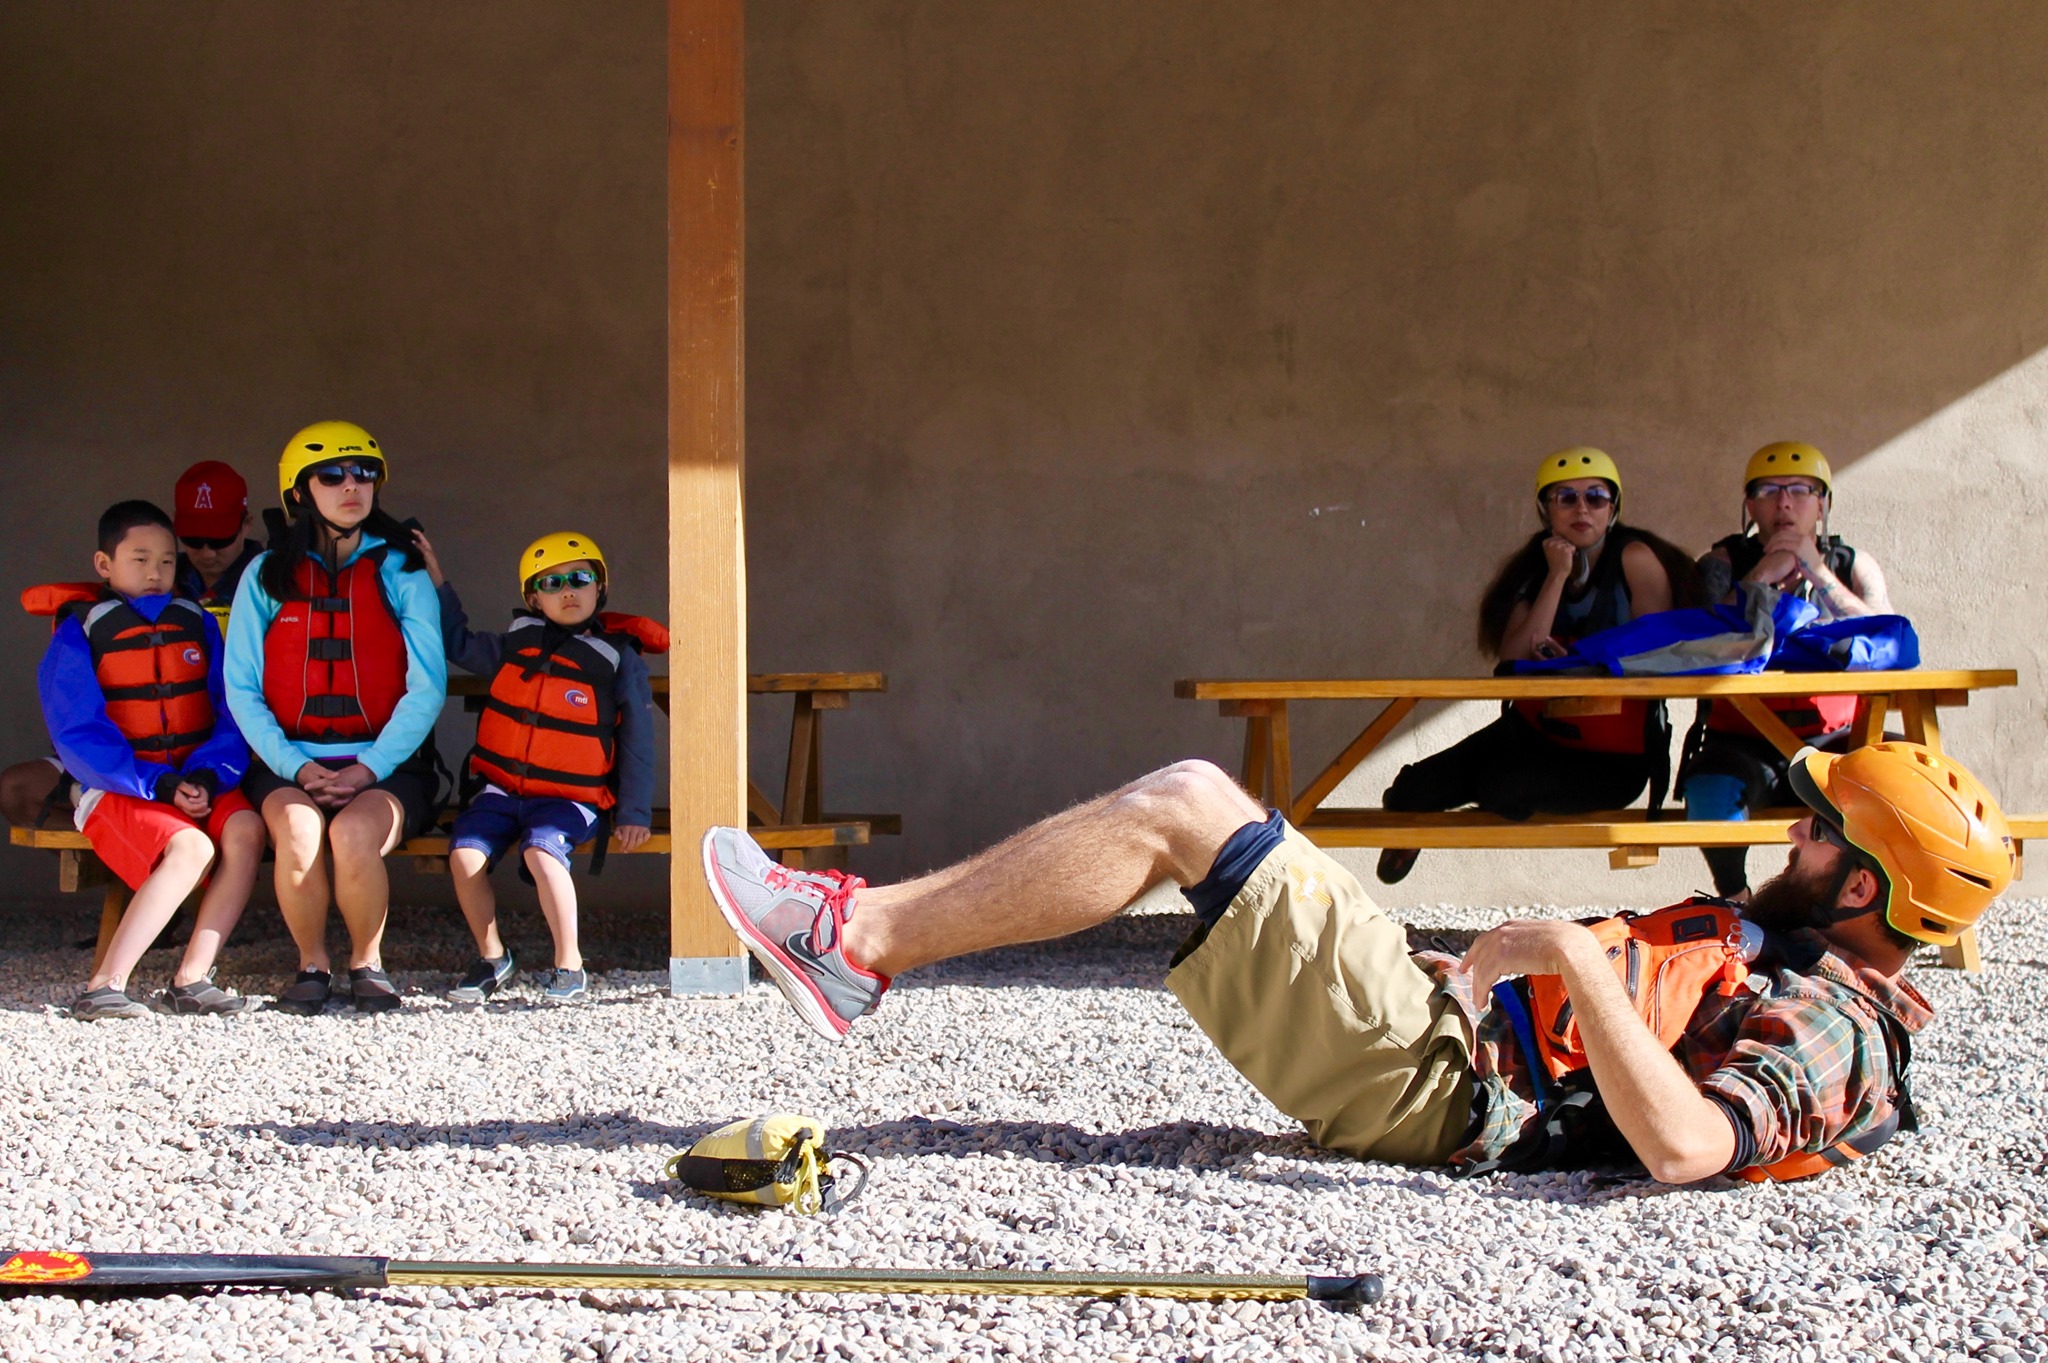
[1417,928,1933,1174]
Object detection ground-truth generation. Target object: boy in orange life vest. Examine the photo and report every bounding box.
[414,530,656,1004]
[37,502,267,1019]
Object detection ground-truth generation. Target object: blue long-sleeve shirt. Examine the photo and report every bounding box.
[438,581,657,828]
[39,593,249,802]
[223,532,447,781]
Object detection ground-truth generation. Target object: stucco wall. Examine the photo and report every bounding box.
[2,1,2042,916]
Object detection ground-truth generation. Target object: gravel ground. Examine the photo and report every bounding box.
[0,885,2044,1363]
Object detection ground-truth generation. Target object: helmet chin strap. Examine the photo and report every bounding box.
[289,485,370,550]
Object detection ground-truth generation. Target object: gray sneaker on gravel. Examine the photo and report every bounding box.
[448,953,516,1005]
[700,826,888,1040]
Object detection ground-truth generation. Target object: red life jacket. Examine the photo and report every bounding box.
[1703,531,1861,744]
[72,596,217,767]
[261,548,409,743]
[468,615,656,808]
[1515,900,1913,1183]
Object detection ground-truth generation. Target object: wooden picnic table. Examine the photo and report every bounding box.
[1177,668,2023,970]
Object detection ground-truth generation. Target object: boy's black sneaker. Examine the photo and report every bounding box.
[447,953,516,1005]
[270,969,333,1016]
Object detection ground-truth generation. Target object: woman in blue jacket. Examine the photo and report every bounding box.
[225,421,447,1015]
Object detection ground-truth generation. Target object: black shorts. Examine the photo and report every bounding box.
[241,743,445,842]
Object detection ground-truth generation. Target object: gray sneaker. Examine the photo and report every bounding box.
[447,953,516,1005]
[700,827,888,1040]
[542,967,587,1003]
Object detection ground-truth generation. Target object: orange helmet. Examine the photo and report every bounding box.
[1789,742,2016,947]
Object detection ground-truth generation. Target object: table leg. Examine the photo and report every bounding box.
[781,694,817,868]
[1939,931,1981,972]
[1852,695,1888,749]
[1240,716,1271,802]
[1289,697,1418,825]
[1900,693,1942,751]
[1267,702,1292,817]
[91,883,131,975]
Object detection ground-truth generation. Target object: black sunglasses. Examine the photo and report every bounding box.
[1543,487,1616,511]
[308,460,385,488]
[180,535,238,551]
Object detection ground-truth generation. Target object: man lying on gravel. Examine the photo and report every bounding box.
[702,741,2014,1186]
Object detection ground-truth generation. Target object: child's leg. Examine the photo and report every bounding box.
[450,847,506,959]
[89,827,215,992]
[524,846,581,970]
[173,806,266,988]
[449,796,520,961]
[264,787,335,972]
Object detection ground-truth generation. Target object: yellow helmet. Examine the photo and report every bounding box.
[1744,441,1832,494]
[519,531,608,594]
[1534,447,1622,500]
[1789,742,2016,947]
[278,421,386,505]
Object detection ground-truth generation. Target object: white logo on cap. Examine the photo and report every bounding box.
[193,483,214,509]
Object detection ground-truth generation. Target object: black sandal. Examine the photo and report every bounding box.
[162,976,255,1016]
[271,969,333,1016]
[350,966,401,1015]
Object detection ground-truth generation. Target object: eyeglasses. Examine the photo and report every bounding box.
[1808,814,1859,855]
[180,536,237,551]
[308,460,384,488]
[1748,481,1824,502]
[530,569,600,595]
[1543,487,1615,511]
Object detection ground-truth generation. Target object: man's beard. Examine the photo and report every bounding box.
[1744,855,1853,934]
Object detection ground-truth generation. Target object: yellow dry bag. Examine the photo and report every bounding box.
[665,1114,868,1215]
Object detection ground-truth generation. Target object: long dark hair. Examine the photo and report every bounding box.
[1476,523,1704,659]
[259,483,426,600]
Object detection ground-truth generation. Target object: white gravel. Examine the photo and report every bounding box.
[0,886,2044,1362]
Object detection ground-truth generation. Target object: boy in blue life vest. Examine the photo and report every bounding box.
[414,530,659,1004]
[37,501,267,1019]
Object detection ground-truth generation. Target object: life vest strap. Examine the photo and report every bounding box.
[128,728,214,754]
[301,694,365,719]
[99,677,211,703]
[311,596,352,613]
[480,697,613,740]
[471,747,615,792]
[307,637,353,661]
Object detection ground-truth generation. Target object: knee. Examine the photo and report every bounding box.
[221,811,267,857]
[449,847,490,877]
[268,805,327,866]
[162,827,217,875]
[327,809,388,862]
[1116,762,1263,873]
[1138,760,1248,815]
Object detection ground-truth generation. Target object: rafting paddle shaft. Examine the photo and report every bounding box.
[0,1252,1382,1307]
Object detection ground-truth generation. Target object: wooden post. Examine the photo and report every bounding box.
[667,0,748,994]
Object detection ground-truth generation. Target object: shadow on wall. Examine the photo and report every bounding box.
[1,2,2043,905]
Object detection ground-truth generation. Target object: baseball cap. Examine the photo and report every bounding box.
[173,461,249,541]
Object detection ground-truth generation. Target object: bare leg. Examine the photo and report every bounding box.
[265,787,334,972]
[329,791,405,970]
[450,847,505,959]
[0,759,63,827]
[842,760,1263,978]
[172,808,267,987]
[525,848,581,970]
[88,828,216,992]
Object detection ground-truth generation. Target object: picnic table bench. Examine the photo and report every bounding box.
[13,671,896,967]
[1177,669,2028,970]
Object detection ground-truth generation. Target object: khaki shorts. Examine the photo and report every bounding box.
[1166,826,1476,1165]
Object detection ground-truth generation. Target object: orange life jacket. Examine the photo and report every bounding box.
[1508,900,1914,1183]
[468,616,657,807]
[70,595,217,767]
[261,549,408,743]
[1702,531,1862,744]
